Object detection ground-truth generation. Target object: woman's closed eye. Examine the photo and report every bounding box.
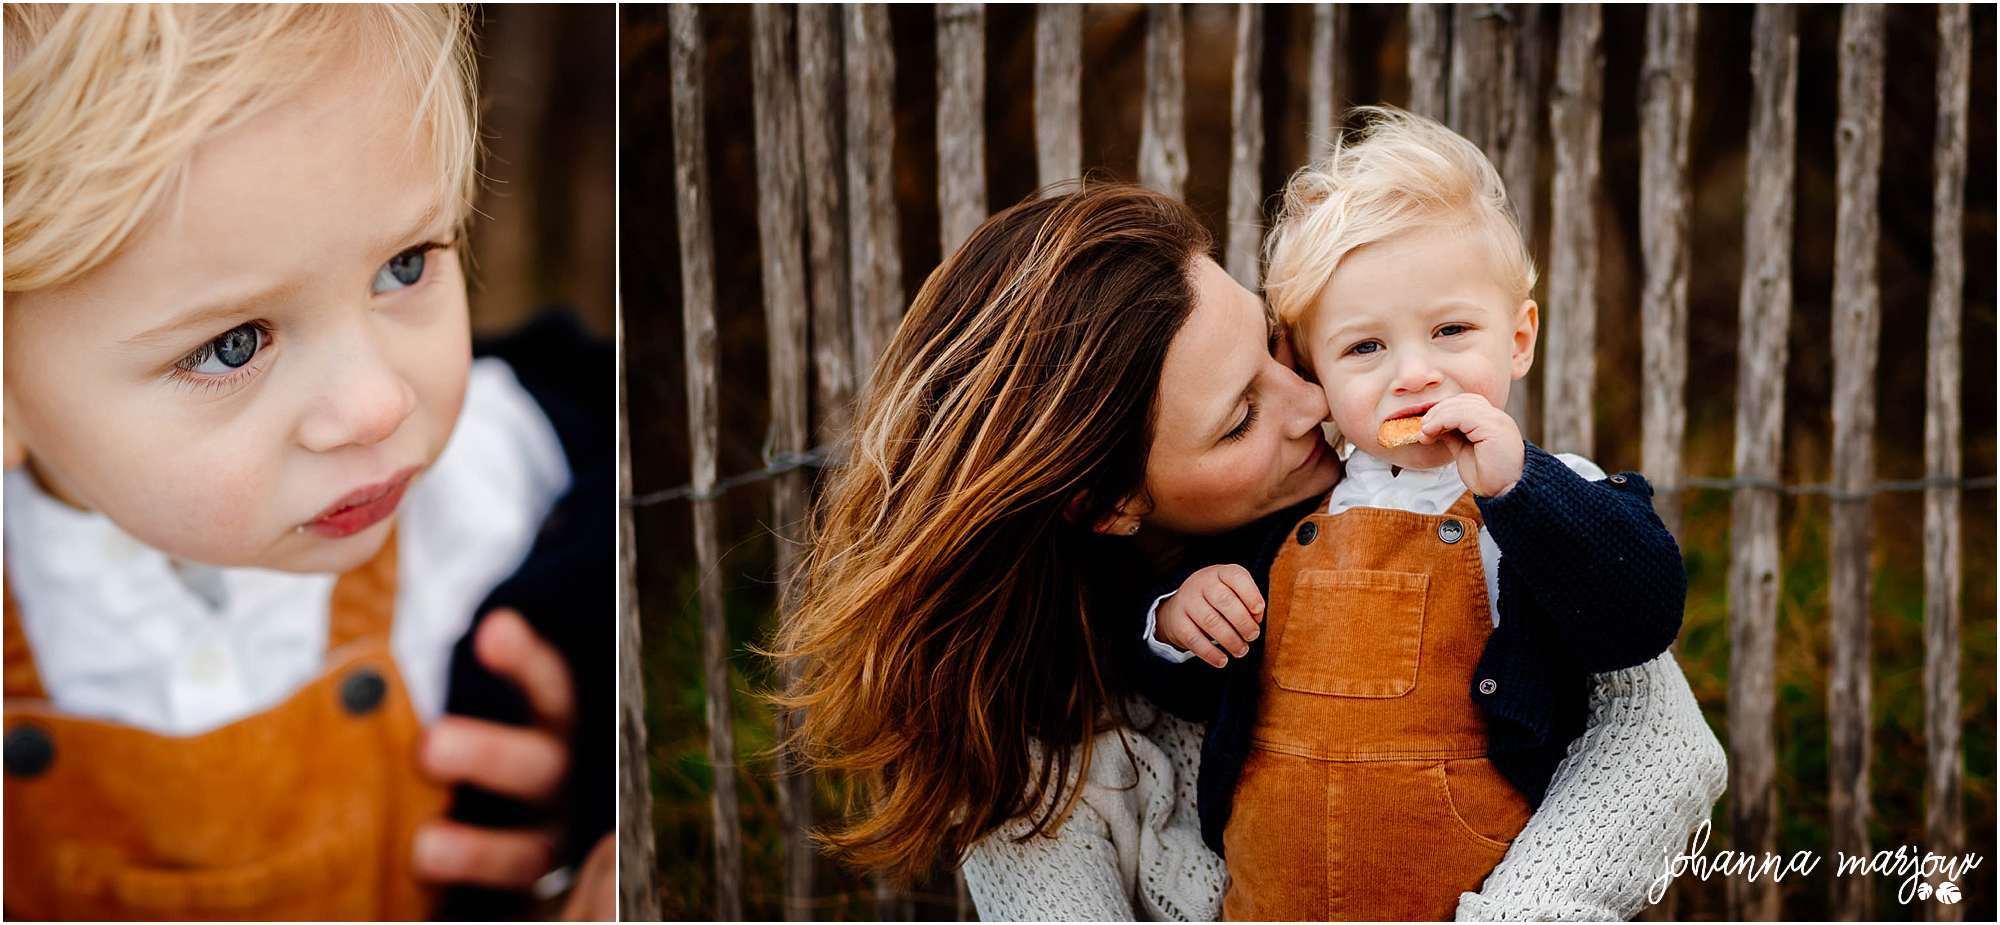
[170,321,272,390]
[372,242,447,294]
[1223,399,1260,442]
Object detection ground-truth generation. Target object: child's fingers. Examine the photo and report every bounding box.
[474,609,576,736]
[412,820,555,889]
[1215,567,1266,625]
[1167,604,1231,667]
[1199,584,1257,653]
[421,715,570,802]
[1179,629,1230,668]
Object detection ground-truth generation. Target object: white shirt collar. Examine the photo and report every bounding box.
[1327,445,1471,517]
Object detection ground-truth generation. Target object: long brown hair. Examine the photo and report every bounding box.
[770,184,1214,880]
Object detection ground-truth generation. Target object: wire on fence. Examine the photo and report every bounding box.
[624,452,1995,508]
[624,445,841,506]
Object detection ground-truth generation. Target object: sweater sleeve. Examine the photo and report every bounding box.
[962,798,1141,921]
[1453,652,1728,921]
[1475,443,1687,671]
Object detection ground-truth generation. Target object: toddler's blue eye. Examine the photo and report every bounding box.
[179,322,264,374]
[372,247,428,293]
[1350,341,1379,356]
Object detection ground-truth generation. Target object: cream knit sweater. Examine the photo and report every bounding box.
[962,651,1725,921]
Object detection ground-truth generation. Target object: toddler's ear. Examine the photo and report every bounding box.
[1510,300,1540,379]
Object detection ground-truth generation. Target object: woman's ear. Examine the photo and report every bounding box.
[1510,299,1540,379]
[1069,492,1145,536]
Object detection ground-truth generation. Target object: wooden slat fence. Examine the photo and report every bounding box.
[630,5,1990,920]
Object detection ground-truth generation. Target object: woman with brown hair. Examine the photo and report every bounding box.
[775,184,1722,919]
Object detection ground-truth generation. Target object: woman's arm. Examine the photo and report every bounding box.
[962,798,1140,921]
[962,708,1226,922]
[1455,652,1727,921]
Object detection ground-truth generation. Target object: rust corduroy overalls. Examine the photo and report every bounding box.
[1221,491,1533,921]
[2,534,453,920]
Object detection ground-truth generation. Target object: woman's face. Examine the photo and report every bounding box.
[1130,257,1341,536]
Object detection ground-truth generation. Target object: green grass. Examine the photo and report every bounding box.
[645,487,1995,921]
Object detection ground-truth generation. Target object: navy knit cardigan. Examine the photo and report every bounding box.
[1126,443,1688,856]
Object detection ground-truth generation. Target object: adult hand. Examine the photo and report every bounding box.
[560,834,617,921]
[413,608,573,889]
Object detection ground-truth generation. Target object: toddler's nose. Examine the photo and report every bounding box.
[296,343,418,453]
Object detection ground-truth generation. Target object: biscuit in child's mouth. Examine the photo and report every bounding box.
[1376,417,1425,448]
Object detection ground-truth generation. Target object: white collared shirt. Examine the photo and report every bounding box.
[1143,442,1605,663]
[3,358,571,735]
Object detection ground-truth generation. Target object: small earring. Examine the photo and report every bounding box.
[1126,522,1139,535]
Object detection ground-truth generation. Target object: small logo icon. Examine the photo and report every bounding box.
[1936,882,1962,905]
[1916,883,1933,901]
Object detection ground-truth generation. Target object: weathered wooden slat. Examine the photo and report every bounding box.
[1035,4,1082,188]
[1139,5,1187,197]
[1448,4,1508,153]
[1544,4,1601,458]
[1308,4,1339,159]
[1727,7,1795,921]
[937,4,987,255]
[1226,4,1264,288]
[800,4,855,445]
[845,3,903,386]
[616,291,660,921]
[1406,3,1449,121]
[751,6,815,920]
[1828,7,1883,920]
[1924,6,1969,922]
[668,6,743,919]
[1639,4,1697,542]
[1501,4,1543,441]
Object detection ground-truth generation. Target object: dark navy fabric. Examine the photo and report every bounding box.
[437,310,613,918]
[1125,443,1686,857]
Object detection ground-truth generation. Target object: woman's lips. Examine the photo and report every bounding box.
[1294,437,1327,475]
[304,467,419,538]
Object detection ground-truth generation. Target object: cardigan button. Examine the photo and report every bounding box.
[1609,474,1628,485]
[1438,519,1465,544]
[340,668,388,716]
[1296,522,1318,545]
[1478,678,1498,696]
[4,724,54,778]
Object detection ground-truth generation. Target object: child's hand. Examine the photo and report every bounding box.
[413,609,572,889]
[1419,393,1525,497]
[1157,564,1265,668]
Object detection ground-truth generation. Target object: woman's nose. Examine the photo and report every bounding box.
[1279,365,1332,436]
[295,336,418,453]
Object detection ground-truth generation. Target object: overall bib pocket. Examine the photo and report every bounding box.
[1273,569,1428,698]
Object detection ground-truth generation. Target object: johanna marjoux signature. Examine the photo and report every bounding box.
[1650,820,1985,906]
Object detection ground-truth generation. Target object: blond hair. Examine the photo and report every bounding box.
[1262,105,1536,327]
[4,4,479,292]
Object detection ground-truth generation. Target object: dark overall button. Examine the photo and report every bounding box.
[340,668,388,715]
[1478,678,1498,696]
[1438,519,1465,544]
[4,724,54,778]
[1296,521,1319,545]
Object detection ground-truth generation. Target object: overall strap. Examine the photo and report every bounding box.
[325,530,399,654]
[2,583,48,699]
[1445,489,1485,527]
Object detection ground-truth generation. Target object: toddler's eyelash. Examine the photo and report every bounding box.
[1224,400,1260,442]
[166,321,274,392]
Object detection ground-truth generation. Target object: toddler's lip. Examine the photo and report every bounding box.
[1384,400,1438,422]
[304,467,420,538]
